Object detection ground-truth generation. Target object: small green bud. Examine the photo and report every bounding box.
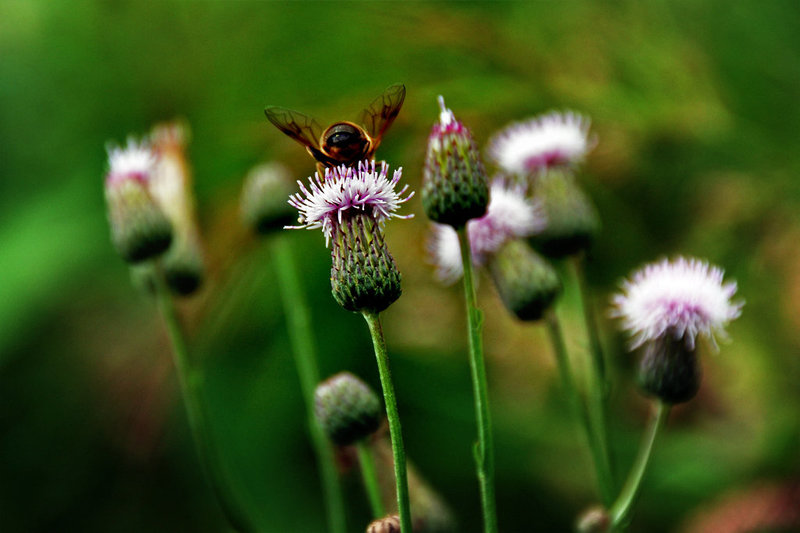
[637,332,701,404]
[331,214,402,314]
[528,169,599,258]
[161,233,205,295]
[106,174,173,264]
[576,506,610,533]
[366,515,400,533]
[314,372,383,446]
[422,96,489,229]
[487,240,562,321]
[240,162,296,235]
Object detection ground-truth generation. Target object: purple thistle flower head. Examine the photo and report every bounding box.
[287,160,413,246]
[488,111,594,176]
[429,178,546,283]
[612,256,743,351]
[104,136,172,263]
[106,137,157,184]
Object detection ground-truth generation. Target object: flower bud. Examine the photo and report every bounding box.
[422,96,489,229]
[529,169,599,258]
[331,214,402,314]
[314,372,383,446]
[240,162,296,235]
[487,240,561,321]
[105,139,173,263]
[576,506,610,533]
[366,515,400,533]
[637,332,701,404]
[150,121,205,295]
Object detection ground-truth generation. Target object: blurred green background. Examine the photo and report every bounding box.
[2,1,799,532]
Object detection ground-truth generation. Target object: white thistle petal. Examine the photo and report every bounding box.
[286,160,413,245]
[611,256,743,350]
[488,111,593,175]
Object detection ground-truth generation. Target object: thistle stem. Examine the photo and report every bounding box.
[570,255,615,499]
[274,237,347,533]
[357,441,386,519]
[544,310,614,506]
[362,311,412,533]
[153,265,257,533]
[609,402,670,531]
[456,228,498,533]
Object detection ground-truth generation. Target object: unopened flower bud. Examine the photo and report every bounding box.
[488,240,561,321]
[105,139,172,263]
[529,169,599,258]
[576,506,610,533]
[637,332,701,404]
[149,121,205,295]
[315,372,382,446]
[366,514,400,533]
[422,96,489,229]
[240,162,296,235]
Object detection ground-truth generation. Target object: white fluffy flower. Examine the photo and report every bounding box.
[429,178,546,283]
[287,160,413,246]
[106,137,156,183]
[488,111,593,176]
[612,257,743,350]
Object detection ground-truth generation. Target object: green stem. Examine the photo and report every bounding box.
[273,237,347,533]
[153,266,257,533]
[361,312,412,533]
[609,402,670,530]
[570,256,615,495]
[357,441,386,519]
[544,310,614,506]
[456,228,498,533]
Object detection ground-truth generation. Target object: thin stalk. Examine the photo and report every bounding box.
[570,255,615,494]
[356,441,386,519]
[609,402,670,530]
[361,311,412,533]
[456,228,498,533]
[273,237,347,533]
[153,266,257,533]
[544,310,614,506]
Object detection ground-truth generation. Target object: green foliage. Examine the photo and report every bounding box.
[1,1,799,532]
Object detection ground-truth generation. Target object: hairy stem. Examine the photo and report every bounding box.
[457,228,499,533]
[274,237,347,533]
[362,311,412,532]
[153,265,257,532]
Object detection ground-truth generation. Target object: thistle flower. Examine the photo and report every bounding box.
[612,257,743,404]
[149,121,205,295]
[528,169,600,258]
[429,178,545,283]
[422,96,489,228]
[104,138,172,263]
[612,257,743,351]
[488,111,593,175]
[286,160,413,313]
[240,162,296,235]
[314,372,382,446]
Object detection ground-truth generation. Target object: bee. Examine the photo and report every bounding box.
[264,83,406,175]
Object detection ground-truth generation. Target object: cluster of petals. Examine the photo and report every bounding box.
[611,256,743,350]
[106,137,156,183]
[430,179,546,283]
[488,111,593,176]
[286,160,413,246]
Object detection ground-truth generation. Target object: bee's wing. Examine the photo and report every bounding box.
[264,106,324,150]
[359,83,406,151]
